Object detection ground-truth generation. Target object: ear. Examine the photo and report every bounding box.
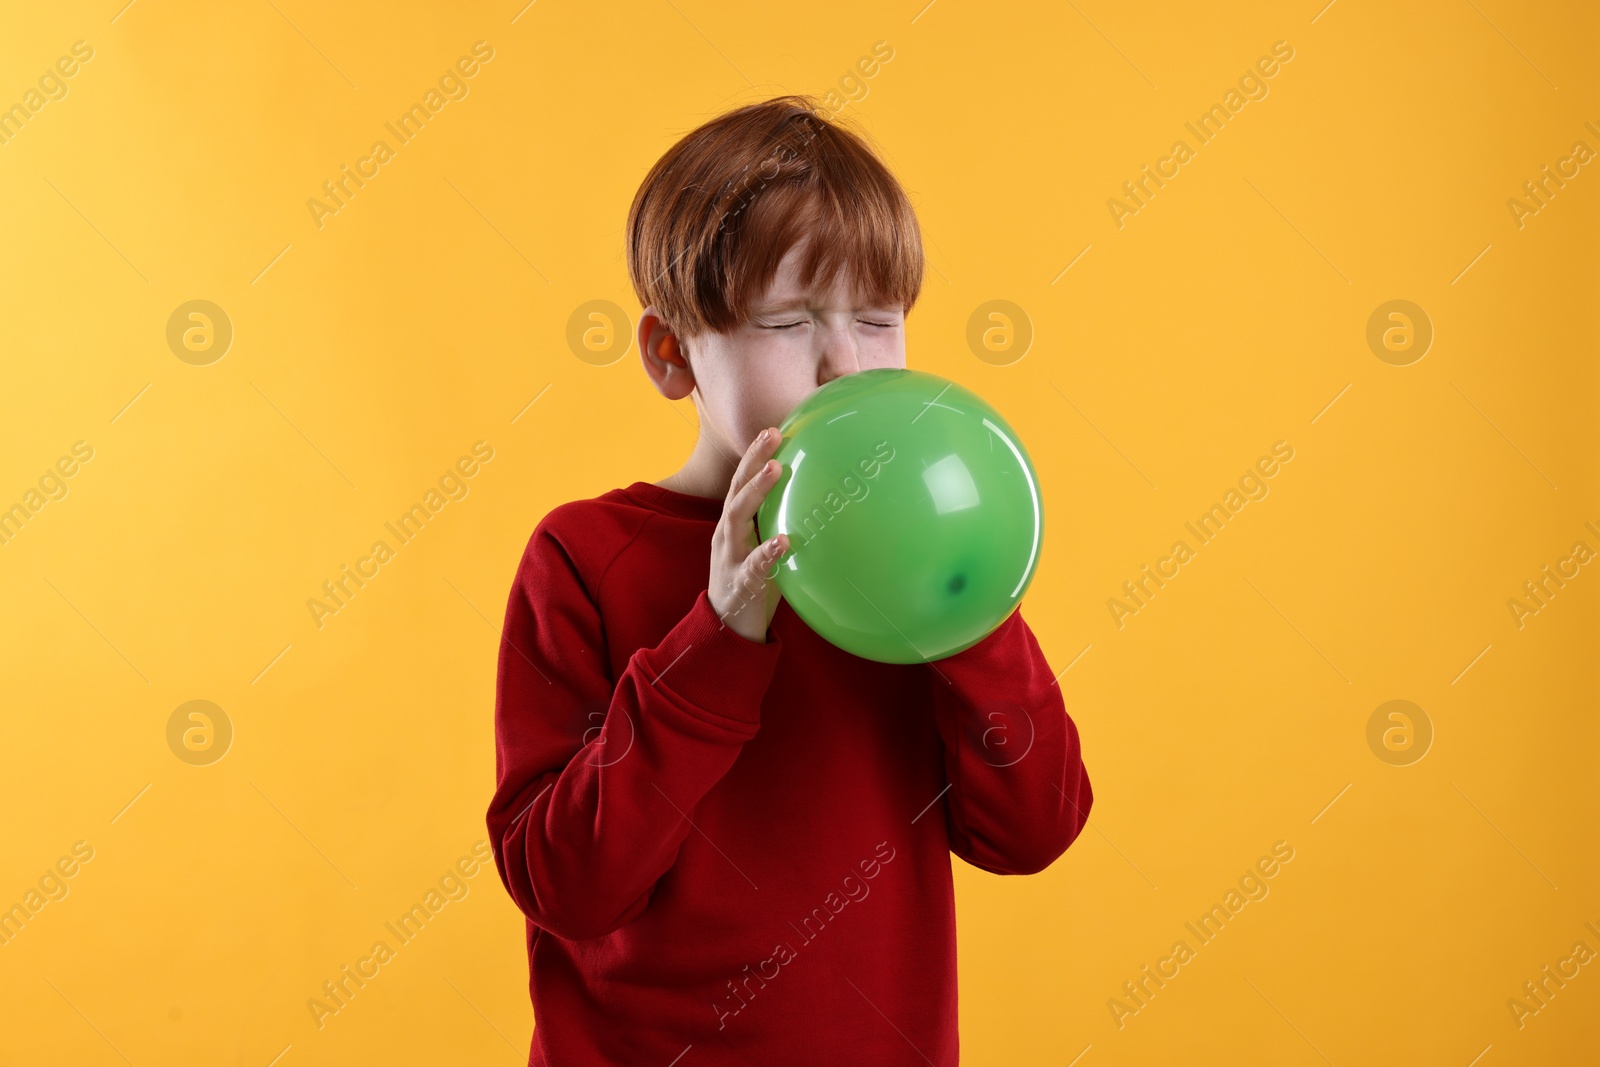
[638,305,696,401]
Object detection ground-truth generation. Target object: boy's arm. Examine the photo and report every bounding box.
[485,520,781,940]
[925,606,1093,876]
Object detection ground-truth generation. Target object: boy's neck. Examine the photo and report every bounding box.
[654,431,740,501]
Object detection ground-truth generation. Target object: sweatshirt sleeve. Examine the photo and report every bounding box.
[925,606,1092,876]
[485,518,783,940]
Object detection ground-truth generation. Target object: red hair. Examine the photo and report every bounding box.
[626,95,924,339]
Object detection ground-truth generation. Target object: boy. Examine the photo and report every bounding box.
[486,95,1093,1066]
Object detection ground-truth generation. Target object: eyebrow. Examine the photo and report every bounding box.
[752,298,899,313]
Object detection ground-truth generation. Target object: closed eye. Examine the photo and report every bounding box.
[760,318,900,329]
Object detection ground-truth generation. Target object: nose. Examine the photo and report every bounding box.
[816,318,861,386]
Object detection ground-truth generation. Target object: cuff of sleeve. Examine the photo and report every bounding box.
[636,589,783,726]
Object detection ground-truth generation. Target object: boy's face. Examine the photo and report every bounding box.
[639,237,907,467]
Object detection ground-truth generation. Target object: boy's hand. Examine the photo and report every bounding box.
[709,426,790,644]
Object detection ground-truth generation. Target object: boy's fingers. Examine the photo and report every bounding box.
[739,536,787,592]
[753,533,787,570]
[716,539,779,621]
[728,427,775,496]
[730,458,779,531]
[724,428,782,530]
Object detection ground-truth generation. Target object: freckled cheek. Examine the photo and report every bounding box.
[861,330,907,369]
[766,378,816,428]
[719,355,808,436]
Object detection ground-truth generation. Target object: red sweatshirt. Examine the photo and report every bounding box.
[485,480,1093,1066]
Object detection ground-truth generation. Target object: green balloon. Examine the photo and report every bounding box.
[756,368,1044,664]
